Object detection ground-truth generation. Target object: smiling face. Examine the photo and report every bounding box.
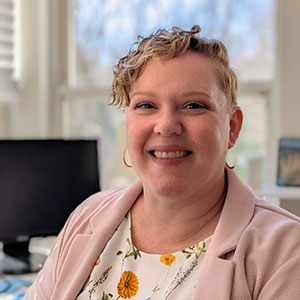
[126,51,242,199]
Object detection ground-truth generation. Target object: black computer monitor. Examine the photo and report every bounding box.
[0,139,100,274]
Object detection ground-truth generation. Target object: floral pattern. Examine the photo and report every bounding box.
[76,212,211,300]
[160,254,176,266]
[117,271,139,299]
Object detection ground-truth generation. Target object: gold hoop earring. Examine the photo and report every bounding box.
[225,161,235,169]
[123,147,132,168]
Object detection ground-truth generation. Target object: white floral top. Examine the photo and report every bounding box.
[77,212,211,300]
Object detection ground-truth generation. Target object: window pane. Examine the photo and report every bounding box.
[73,0,275,88]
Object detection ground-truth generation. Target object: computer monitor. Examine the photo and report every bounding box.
[0,139,100,274]
[277,138,300,187]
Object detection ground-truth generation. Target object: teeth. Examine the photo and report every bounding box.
[153,151,188,159]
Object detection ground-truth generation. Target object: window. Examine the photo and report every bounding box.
[62,0,275,188]
[227,83,271,189]
[0,0,18,103]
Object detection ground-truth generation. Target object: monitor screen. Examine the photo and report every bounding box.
[0,139,100,273]
[277,138,300,187]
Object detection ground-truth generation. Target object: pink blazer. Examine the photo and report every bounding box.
[25,169,300,299]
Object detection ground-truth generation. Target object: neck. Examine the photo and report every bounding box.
[130,171,227,254]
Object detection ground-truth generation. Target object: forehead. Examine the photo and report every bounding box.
[129,51,226,108]
[144,51,215,76]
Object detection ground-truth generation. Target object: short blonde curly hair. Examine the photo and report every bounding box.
[111,25,238,111]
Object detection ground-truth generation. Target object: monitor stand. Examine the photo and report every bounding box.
[0,240,47,274]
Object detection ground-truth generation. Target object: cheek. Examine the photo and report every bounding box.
[196,117,230,150]
[125,115,151,155]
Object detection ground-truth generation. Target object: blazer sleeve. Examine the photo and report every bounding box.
[24,202,86,300]
[257,252,300,300]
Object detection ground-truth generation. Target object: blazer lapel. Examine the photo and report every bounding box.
[52,232,111,300]
[192,168,256,299]
[193,256,234,300]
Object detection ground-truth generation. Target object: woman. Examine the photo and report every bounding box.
[25,26,300,300]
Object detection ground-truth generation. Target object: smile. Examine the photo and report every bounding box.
[150,150,191,159]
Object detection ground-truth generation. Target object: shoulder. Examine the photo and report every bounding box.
[226,168,300,240]
[46,187,129,246]
[230,197,300,298]
[237,196,300,273]
[237,197,300,250]
[63,186,128,231]
[58,180,143,238]
[249,197,300,254]
[50,186,132,265]
[74,186,128,216]
[251,197,300,234]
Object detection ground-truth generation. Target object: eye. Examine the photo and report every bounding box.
[135,102,157,110]
[183,102,207,110]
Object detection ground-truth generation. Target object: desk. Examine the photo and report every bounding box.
[0,236,55,299]
[0,273,36,299]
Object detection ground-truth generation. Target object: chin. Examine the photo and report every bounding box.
[151,179,187,198]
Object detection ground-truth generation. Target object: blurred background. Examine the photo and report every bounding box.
[0,0,300,214]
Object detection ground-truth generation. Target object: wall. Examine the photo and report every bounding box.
[0,105,5,137]
[276,0,300,138]
[275,0,300,214]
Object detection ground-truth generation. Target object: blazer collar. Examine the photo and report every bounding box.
[207,167,256,258]
[193,256,235,300]
[90,180,143,235]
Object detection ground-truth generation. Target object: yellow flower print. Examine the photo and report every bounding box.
[117,271,139,299]
[160,254,176,266]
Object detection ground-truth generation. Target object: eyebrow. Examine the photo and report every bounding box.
[179,91,212,99]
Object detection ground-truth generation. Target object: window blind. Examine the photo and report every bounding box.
[0,0,13,69]
[0,0,18,102]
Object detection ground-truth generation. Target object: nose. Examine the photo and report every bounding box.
[154,110,183,136]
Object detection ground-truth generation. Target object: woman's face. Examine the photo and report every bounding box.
[126,51,242,198]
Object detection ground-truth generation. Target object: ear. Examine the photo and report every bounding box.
[228,106,243,149]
